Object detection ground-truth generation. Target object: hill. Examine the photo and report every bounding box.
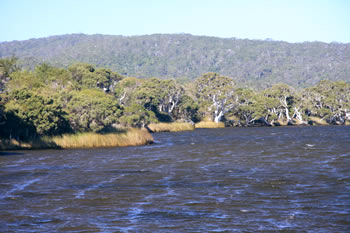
[0,33,349,89]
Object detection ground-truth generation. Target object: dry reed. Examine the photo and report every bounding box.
[148,122,194,132]
[52,128,153,149]
[0,129,153,150]
[195,121,225,128]
[0,138,59,150]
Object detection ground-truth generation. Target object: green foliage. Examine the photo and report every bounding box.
[0,57,19,93]
[7,70,43,90]
[66,89,122,132]
[302,80,350,124]
[119,104,157,128]
[4,89,70,137]
[114,77,143,106]
[68,63,123,91]
[132,78,186,121]
[263,84,296,122]
[0,56,19,78]
[195,72,236,122]
[34,63,74,90]
[1,59,350,145]
[173,94,199,122]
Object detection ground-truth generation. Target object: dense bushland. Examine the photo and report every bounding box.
[0,58,349,146]
[1,34,350,89]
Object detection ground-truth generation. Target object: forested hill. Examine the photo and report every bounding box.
[0,33,349,89]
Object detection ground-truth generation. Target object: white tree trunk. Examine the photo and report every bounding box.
[293,107,303,121]
[119,91,126,105]
[285,107,291,121]
[214,111,224,123]
[169,101,176,113]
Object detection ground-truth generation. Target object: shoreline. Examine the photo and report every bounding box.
[1,123,348,151]
[0,128,153,151]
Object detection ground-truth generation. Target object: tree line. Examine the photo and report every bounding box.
[1,58,349,141]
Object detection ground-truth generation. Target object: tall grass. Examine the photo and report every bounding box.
[52,128,153,149]
[0,138,59,150]
[195,121,225,128]
[0,128,153,150]
[148,122,194,132]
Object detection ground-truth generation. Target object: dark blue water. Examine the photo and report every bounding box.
[1,126,350,232]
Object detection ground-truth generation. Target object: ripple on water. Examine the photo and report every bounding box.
[2,177,41,199]
[1,126,350,232]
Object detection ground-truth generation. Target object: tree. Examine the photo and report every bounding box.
[119,104,157,128]
[94,68,124,92]
[263,84,296,124]
[195,72,237,122]
[68,63,123,92]
[34,63,74,91]
[4,89,70,137]
[172,94,199,123]
[302,80,350,124]
[114,77,144,106]
[235,88,257,126]
[133,78,185,121]
[5,70,43,91]
[0,96,6,132]
[234,88,281,126]
[0,57,19,93]
[66,89,122,132]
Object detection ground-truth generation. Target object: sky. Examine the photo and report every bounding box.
[1,0,350,43]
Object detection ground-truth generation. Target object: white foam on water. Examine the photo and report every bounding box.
[2,177,41,199]
[75,175,124,199]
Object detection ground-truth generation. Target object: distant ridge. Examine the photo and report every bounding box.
[1,33,349,89]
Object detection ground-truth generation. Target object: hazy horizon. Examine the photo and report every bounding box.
[2,32,349,45]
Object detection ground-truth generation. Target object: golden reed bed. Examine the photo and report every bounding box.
[1,128,153,150]
[194,121,225,129]
[147,122,195,132]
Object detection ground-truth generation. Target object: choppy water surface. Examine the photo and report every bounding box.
[1,126,350,232]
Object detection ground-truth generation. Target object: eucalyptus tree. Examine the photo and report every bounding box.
[0,57,19,93]
[195,72,237,123]
[114,77,143,106]
[302,80,350,124]
[172,94,199,123]
[66,89,123,132]
[34,64,75,91]
[133,78,185,121]
[263,83,296,124]
[68,63,123,92]
[235,88,279,126]
[4,89,70,137]
[235,88,256,126]
[119,104,157,128]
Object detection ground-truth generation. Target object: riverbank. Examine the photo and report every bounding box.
[147,122,195,132]
[1,119,349,150]
[195,121,225,128]
[147,120,227,132]
[0,128,153,150]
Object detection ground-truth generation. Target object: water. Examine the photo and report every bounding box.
[1,126,350,232]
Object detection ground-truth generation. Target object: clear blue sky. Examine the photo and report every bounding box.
[1,0,349,43]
